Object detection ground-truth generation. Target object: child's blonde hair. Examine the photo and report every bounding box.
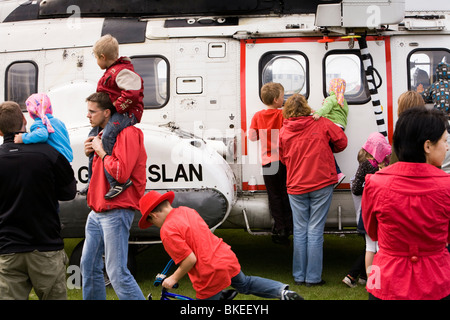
[397,91,425,116]
[357,147,390,169]
[261,82,284,106]
[282,94,312,119]
[357,148,373,163]
[93,34,119,60]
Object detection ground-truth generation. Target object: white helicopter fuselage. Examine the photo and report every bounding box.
[1,0,449,242]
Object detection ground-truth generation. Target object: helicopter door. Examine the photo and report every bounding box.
[240,36,392,192]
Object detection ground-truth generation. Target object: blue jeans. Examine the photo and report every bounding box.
[289,185,334,284]
[203,271,288,300]
[80,209,145,300]
[102,112,137,155]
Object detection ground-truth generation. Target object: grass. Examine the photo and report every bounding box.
[62,229,369,300]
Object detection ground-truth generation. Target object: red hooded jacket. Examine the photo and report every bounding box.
[279,116,347,194]
[362,162,450,300]
[97,57,144,122]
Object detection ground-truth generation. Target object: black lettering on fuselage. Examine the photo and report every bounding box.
[77,166,89,184]
[148,164,203,183]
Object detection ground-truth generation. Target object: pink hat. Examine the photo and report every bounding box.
[25,93,55,133]
[362,132,392,165]
[329,78,346,107]
[138,191,175,229]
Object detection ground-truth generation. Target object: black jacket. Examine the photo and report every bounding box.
[0,133,76,254]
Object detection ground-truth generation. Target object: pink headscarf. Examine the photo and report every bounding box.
[329,78,346,107]
[25,93,55,133]
[362,132,392,168]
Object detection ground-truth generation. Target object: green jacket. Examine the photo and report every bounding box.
[315,92,349,129]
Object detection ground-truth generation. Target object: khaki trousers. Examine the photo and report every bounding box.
[0,249,68,300]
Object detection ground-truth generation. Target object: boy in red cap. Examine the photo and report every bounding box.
[139,190,303,300]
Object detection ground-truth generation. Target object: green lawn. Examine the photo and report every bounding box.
[62,229,368,300]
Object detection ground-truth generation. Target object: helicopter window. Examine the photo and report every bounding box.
[5,61,38,111]
[259,52,309,99]
[323,50,370,105]
[130,56,169,109]
[407,49,450,93]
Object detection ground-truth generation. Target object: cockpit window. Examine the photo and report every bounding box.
[407,49,450,93]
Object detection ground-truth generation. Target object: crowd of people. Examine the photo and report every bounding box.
[0,33,449,300]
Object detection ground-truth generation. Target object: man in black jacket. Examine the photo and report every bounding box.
[0,101,76,300]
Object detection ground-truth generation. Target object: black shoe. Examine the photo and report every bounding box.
[104,180,133,199]
[272,228,289,245]
[306,280,326,287]
[281,290,304,300]
[220,289,238,300]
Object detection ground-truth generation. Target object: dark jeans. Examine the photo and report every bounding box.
[347,253,366,280]
[262,161,293,233]
[87,112,137,187]
[203,270,287,300]
[347,234,367,280]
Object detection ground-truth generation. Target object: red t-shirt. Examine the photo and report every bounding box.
[160,206,241,299]
[248,108,284,165]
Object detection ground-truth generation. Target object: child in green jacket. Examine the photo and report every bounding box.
[313,78,349,187]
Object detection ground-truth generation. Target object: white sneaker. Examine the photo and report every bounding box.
[342,276,357,288]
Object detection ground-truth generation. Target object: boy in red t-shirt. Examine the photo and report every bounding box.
[248,82,292,244]
[138,190,303,300]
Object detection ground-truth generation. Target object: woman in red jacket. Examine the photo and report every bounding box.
[362,107,450,300]
[279,94,347,286]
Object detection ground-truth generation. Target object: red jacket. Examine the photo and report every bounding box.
[97,57,144,122]
[248,108,284,165]
[279,116,347,194]
[87,126,147,212]
[362,162,450,300]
